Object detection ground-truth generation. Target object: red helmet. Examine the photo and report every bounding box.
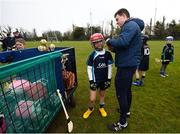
[90,33,104,43]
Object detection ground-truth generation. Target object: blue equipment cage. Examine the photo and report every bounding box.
[0,47,78,132]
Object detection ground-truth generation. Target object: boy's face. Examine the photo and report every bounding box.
[15,42,25,50]
[92,40,104,51]
[166,40,173,44]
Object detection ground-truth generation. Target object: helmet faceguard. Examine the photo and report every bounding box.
[166,36,174,44]
[90,33,105,51]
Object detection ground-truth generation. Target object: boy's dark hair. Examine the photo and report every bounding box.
[114,8,130,18]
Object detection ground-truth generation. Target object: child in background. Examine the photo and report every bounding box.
[160,36,174,77]
[83,33,113,119]
[13,38,25,50]
[132,34,150,86]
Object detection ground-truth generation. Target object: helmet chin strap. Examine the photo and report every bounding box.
[167,43,172,47]
[91,40,105,51]
[95,47,103,51]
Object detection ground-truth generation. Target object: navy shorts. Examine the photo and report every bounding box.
[90,81,107,91]
[139,57,149,71]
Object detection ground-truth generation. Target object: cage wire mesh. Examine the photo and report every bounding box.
[0,52,61,132]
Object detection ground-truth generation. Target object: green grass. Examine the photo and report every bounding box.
[10,41,180,132]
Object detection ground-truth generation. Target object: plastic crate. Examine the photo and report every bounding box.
[0,51,63,132]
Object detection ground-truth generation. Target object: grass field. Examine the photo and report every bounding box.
[8,41,180,132]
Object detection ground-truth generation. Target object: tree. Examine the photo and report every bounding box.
[166,20,180,39]
[54,31,63,41]
[85,25,102,40]
[144,18,153,36]
[110,20,114,38]
[63,31,72,40]
[153,16,167,39]
[32,28,38,40]
[72,26,86,40]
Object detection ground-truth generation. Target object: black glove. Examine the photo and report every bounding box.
[89,80,97,90]
[104,79,111,89]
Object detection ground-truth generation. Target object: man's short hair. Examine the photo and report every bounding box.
[114,8,130,18]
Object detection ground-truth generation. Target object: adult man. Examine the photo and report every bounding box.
[106,8,144,131]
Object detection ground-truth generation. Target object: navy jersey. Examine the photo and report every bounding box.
[161,44,174,61]
[141,44,150,57]
[139,44,150,71]
[87,50,113,83]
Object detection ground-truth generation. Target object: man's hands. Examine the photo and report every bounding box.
[105,38,114,52]
[89,80,97,90]
[105,38,111,46]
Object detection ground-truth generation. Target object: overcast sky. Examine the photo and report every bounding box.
[0,0,180,35]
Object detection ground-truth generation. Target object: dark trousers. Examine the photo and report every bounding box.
[160,62,169,75]
[115,67,136,124]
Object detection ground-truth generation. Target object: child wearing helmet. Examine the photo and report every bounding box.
[132,34,150,86]
[83,33,113,119]
[160,36,174,77]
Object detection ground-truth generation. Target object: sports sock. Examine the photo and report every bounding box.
[99,102,105,108]
[136,78,140,82]
[141,76,145,83]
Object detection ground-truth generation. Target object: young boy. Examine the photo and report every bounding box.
[160,36,174,77]
[83,33,113,119]
[132,34,150,86]
[12,38,25,50]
